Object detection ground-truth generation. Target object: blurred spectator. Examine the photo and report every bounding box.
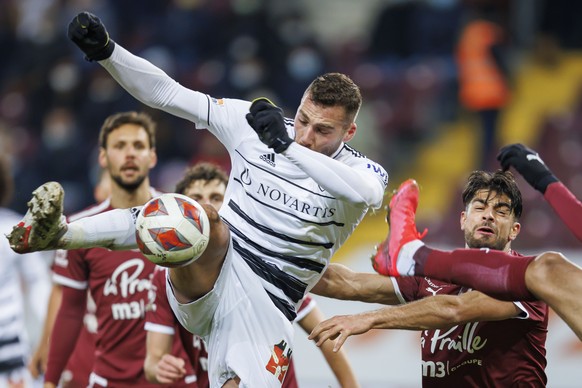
[3,0,582,253]
[456,7,511,169]
[0,0,327,214]
[362,0,462,174]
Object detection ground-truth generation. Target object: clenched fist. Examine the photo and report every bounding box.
[68,12,115,61]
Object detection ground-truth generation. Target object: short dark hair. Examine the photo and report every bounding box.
[174,162,229,195]
[0,155,14,207]
[462,170,522,219]
[304,73,362,121]
[99,111,157,149]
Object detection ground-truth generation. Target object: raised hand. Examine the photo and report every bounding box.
[497,143,557,193]
[67,12,115,61]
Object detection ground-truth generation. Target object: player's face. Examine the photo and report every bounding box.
[460,189,520,252]
[293,94,357,157]
[184,178,226,210]
[99,124,157,192]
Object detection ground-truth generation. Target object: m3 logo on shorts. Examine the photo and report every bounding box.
[265,340,292,383]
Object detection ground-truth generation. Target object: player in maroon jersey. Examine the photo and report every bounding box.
[144,163,359,387]
[143,163,227,387]
[369,144,582,341]
[145,267,208,387]
[311,170,548,386]
[44,111,197,387]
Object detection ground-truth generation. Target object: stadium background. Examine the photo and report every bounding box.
[2,0,582,386]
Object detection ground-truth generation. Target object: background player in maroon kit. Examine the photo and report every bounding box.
[311,170,548,386]
[145,266,209,387]
[371,144,582,341]
[44,111,196,387]
[144,162,359,387]
[143,163,226,386]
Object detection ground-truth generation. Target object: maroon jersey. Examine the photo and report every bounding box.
[61,324,97,387]
[51,252,97,388]
[394,252,548,387]
[51,198,191,386]
[145,268,207,387]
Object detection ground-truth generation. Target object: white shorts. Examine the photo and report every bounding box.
[0,367,32,387]
[167,239,294,388]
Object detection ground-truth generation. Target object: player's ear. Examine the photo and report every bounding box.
[342,123,357,142]
[98,147,107,169]
[508,221,521,241]
[149,148,158,169]
[460,211,467,231]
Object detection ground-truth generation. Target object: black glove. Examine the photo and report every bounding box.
[67,12,115,62]
[497,143,558,193]
[246,98,294,153]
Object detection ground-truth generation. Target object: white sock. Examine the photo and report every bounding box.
[396,240,425,276]
[61,208,139,250]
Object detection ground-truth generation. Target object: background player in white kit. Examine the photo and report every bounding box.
[0,156,51,388]
[8,12,387,387]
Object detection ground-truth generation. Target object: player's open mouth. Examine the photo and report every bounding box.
[476,226,495,235]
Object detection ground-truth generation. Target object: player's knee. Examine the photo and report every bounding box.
[201,203,229,245]
[222,376,240,387]
[529,251,567,282]
[202,203,220,224]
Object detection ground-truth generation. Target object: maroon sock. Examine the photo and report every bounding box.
[415,247,536,301]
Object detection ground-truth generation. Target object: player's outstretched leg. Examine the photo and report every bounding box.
[7,181,67,253]
[372,179,535,300]
[372,179,427,276]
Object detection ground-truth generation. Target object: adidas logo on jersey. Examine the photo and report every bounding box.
[260,153,276,167]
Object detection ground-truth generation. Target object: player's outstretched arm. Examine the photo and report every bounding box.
[309,291,520,352]
[67,12,211,128]
[311,263,400,305]
[298,305,360,387]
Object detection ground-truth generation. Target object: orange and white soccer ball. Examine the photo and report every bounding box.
[135,193,210,267]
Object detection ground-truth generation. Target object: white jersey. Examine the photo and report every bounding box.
[0,208,50,377]
[202,100,386,319]
[102,46,388,319]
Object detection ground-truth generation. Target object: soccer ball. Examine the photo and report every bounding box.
[135,193,210,267]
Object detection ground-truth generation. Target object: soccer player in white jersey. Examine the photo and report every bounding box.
[0,156,51,387]
[8,12,387,387]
